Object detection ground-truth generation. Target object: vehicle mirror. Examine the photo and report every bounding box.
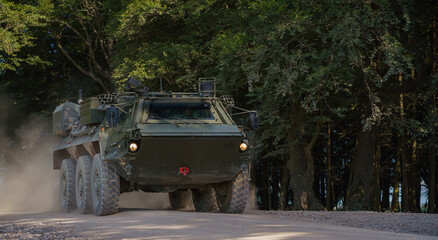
[249,112,259,130]
[199,78,216,97]
[106,106,120,127]
[127,76,141,88]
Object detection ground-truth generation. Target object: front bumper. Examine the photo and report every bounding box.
[123,136,245,186]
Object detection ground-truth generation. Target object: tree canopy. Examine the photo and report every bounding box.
[0,0,437,212]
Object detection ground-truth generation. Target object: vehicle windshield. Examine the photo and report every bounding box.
[148,102,214,120]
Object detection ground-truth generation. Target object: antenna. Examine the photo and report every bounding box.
[78,89,83,104]
[160,77,163,92]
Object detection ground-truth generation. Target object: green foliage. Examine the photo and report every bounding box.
[0,0,437,211]
[0,0,51,71]
[108,0,214,91]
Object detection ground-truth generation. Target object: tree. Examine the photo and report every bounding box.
[0,0,50,71]
[1,0,438,213]
[48,0,115,93]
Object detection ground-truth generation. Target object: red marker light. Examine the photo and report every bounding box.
[179,167,189,176]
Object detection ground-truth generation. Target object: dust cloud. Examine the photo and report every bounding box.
[0,116,59,213]
[119,192,171,210]
[0,114,172,213]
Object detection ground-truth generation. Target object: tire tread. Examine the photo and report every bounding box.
[226,168,249,213]
[60,158,77,212]
[192,188,219,212]
[76,155,93,213]
[92,154,120,216]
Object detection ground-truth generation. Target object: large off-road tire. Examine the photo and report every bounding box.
[192,187,219,212]
[169,190,194,210]
[59,158,77,213]
[91,154,120,216]
[75,155,93,214]
[214,167,249,213]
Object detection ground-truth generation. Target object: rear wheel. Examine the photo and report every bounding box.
[91,154,120,216]
[59,158,76,212]
[214,167,249,213]
[192,187,218,212]
[75,155,93,213]
[169,190,194,210]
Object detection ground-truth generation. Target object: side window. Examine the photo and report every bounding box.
[63,106,79,130]
[119,107,130,122]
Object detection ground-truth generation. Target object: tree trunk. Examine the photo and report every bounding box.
[266,158,271,210]
[392,136,401,212]
[433,12,437,75]
[326,123,334,210]
[399,73,410,212]
[345,124,380,210]
[381,175,390,210]
[430,14,437,214]
[370,136,381,211]
[287,101,323,210]
[259,156,269,210]
[280,158,289,210]
[314,157,322,203]
[401,134,409,212]
[410,139,420,212]
[409,96,420,213]
[321,160,326,206]
[429,144,436,213]
[271,161,279,210]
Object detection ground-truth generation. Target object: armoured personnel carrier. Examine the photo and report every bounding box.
[52,77,258,216]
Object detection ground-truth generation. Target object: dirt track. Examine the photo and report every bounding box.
[1,209,436,240]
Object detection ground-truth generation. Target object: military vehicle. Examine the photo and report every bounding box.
[52,77,258,216]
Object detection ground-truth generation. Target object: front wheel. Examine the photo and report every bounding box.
[91,154,120,216]
[214,167,249,213]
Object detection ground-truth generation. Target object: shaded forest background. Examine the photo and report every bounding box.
[0,0,437,213]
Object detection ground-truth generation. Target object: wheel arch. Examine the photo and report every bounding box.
[53,141,101,169]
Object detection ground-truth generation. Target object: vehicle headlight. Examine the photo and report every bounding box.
[128,142,139,153]
[240,142,248,151]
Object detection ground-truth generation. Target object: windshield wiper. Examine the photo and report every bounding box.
[150,116,180,127]
[166,117,186,127]
[193,117,210,124]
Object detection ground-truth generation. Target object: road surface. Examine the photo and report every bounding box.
[0,208,435,240]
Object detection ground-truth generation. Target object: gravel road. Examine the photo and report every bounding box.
[248,210,438,237]
[0,209,436,240]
